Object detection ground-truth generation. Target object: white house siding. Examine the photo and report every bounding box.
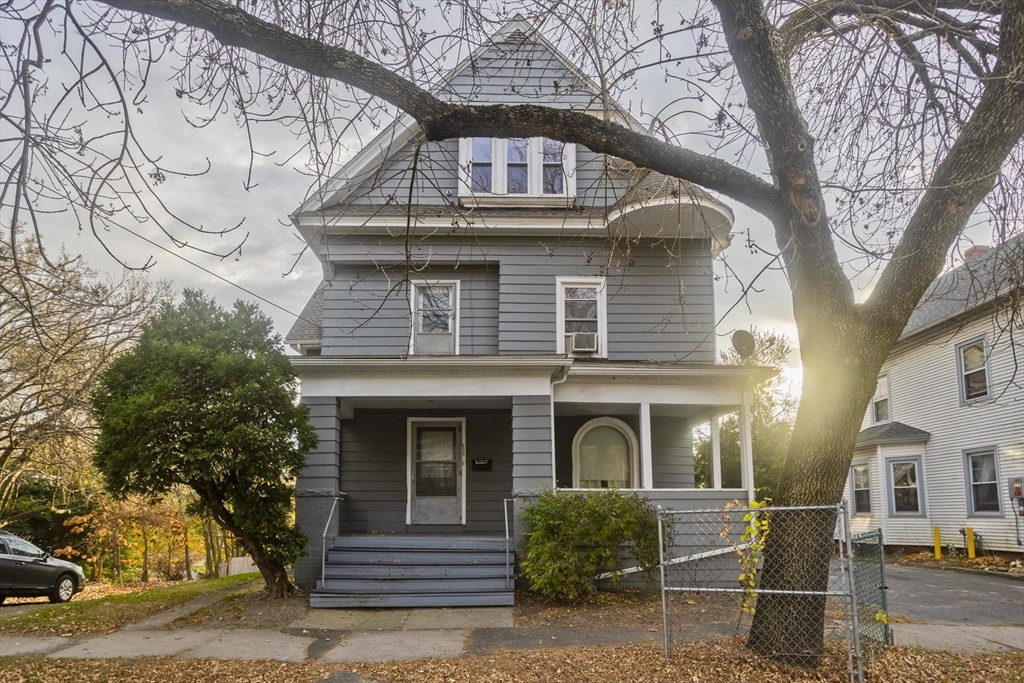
[845,313,1024,552]
[847,447,884,537]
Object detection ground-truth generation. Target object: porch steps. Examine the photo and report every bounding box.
[311,535,514,608]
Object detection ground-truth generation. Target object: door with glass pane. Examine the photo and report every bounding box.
[409,420,463,525]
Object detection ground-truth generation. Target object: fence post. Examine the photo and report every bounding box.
[658,507,669,658]
[842,501,864,683]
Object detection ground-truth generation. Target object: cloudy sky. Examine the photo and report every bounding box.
[20,1,990,394]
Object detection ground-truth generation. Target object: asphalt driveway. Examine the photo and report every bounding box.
[884,565,1024,625]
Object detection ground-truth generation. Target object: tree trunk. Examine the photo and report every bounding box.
[114,525,122,584]
[747,346,879,665]
[200,493,294,597]
[182,515,192,580]
[203,518,214,577]
[141,523,149,583]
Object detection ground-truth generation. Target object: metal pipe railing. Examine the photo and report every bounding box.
[321,494,346,589]
[503,497,514,589]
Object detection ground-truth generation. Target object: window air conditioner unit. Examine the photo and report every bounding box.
[571,332,598,354]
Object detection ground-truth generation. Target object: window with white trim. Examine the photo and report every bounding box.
[851,464,871,515]
[965,449,1000,515]
[556,276,607,357]
[572,417,639,488]
[410,282,458,355]
[459,137,575,205]
[957,337,990,402]
[888,459,923,515]
[872,374,890,424]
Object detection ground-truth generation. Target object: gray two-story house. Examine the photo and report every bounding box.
[286,19,771,607]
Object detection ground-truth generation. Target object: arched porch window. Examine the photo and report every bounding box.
[572,417,639,488]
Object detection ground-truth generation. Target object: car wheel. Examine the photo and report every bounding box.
[49,574,76,603]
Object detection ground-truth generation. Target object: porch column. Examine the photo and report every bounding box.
[640,402,654,489]
[739,385,756,502]
[294,396,342,589]
[711,415,722,489]
[511,395,552,546]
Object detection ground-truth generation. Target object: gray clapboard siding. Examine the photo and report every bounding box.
[651,416,696,488]
[340,35,629,209]
[321,236,716,361]
[338,409,512,534]
[435,39,601,108]
[511,396,553,495]
[322,264,499,355]
[294,396,343,588]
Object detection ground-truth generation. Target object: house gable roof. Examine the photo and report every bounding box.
[901,232,1024,341]
[286,281,325,345]
[293,18,646,218]
[856,421,931,448]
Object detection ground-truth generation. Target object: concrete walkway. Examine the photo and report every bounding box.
[2,589,1022,662]
[890,624,1024,654]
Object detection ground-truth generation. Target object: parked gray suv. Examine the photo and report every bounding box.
[0,530,87,603]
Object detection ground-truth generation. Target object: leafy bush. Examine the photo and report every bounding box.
[519,489,668,603]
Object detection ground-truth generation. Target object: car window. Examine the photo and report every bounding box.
[5,537,43,558]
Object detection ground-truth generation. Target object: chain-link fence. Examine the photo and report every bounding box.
[658,503,873,683]
[851,528,891,665]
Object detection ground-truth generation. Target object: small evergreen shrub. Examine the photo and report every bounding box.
[519,489,668,603]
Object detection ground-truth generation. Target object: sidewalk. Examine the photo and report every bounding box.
[2,584,1021,663]
[4,617,1019,662]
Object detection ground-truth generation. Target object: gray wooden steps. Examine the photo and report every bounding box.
[310,591,515,609]
[311,534,514,609]
[324,564,508,579]
[326,550,507,565]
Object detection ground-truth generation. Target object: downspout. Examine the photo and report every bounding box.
[550,361,573,489]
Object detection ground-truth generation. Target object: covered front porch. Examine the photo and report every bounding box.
[291,356,772,593]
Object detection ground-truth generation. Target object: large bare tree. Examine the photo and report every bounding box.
[3,0,1022,662]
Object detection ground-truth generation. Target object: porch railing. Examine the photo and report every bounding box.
[320,494,346,589]
[503,497,514,589]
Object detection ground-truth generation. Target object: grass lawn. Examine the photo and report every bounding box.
[0,573,261,637]
[1,644,1021,683]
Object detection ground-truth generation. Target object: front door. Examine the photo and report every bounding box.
[409,420,464,525]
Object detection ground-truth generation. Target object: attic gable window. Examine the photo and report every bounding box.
[459,137,575,206]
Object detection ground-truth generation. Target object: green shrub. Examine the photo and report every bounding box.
[518,489,668,603]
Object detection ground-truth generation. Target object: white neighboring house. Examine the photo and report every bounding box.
[844,237,1024,553]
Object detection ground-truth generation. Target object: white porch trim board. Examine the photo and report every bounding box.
[711,415,722,489]
[640,402,654,489]
[740,385,756,501]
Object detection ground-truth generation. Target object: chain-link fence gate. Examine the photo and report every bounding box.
[851,528,891,665]
[658,503,877,683]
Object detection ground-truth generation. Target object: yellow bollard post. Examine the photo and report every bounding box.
[966,527,976,559]
[933,527,942,560]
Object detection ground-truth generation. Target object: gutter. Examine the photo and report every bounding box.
[549,361,573,489]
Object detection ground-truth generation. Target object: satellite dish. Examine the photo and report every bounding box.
[732,330,756,359]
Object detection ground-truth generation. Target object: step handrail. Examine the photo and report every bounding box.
[503,497,514,589]
[321,494,346,589]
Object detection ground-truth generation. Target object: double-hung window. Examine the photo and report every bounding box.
[888,458,924,515]
[851,464,871,515]
[556,276,607,357]
[459,137,575,205]
[965,449,1000,515]
[871,374,890,424]
[957,337,990,402]
[411,282,458,355]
